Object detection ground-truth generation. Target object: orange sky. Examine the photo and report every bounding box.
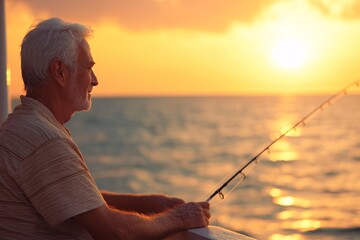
[4,0,360,97]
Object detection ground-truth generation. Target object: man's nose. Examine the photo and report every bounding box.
[91,70,98,86]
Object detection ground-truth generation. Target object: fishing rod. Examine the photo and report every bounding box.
[206,80,360,202]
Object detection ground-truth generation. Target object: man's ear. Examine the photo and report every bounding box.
[50,58,69,87]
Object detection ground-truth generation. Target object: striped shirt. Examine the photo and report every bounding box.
[0,96,106,239]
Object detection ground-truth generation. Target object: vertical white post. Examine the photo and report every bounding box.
[0,0,9,125]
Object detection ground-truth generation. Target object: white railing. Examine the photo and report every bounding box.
[0,0,9,125]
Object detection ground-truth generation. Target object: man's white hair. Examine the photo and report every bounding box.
[21,18,93,90]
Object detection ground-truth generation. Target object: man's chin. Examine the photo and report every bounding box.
[81,102,92,112]
[75,100,92,113]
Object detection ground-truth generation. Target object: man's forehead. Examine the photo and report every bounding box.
[81,39,90,51]
[79,40,94,62]
[84,41,92,54]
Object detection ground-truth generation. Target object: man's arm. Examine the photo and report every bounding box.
[101,191,184,215]
[73,201,210,240]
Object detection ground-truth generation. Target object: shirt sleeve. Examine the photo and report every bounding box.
[16,137,106,226]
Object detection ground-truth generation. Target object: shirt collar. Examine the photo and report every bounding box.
[20,95,71,137]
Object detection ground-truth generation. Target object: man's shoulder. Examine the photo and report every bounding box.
[0,109,72,158]
[4,106,67,138]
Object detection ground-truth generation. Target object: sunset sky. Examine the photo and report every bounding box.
[4,0,360,97]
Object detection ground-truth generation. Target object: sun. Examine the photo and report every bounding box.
[270,38,308,71]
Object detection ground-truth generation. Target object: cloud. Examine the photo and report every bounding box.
[309,0,360,19]
[10,0,278,32]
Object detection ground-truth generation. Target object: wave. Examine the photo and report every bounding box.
[304,227,360,236]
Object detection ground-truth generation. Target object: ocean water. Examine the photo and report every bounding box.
[65,95,360,240]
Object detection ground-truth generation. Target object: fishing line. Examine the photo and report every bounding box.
[206,80,360,202]
[197,142,267,204]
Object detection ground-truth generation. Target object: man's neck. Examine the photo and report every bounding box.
[26,87,72,125]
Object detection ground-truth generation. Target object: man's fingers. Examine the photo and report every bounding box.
[194,202,211,220]
[170,197,185,206]
[203,208,211,219]
[198,201,210,209]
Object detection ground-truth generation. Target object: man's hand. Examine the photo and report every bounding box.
[168,201,211,229]
[142,194,185,214]
[74,201,211,240]
[101,191,186,215]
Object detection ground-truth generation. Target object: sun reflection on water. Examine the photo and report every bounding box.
[269,118,303,140]
[269,140,299,162]
[267,103,304,162]
[273,195,311,208]
[269,150,299,162]
[277,210,313,220]
[269,233,304,240]
[268,187,322,237]
[269,188,312,208]
[274,196,295,206]
[289,219,322,232]
[270,187,283,197]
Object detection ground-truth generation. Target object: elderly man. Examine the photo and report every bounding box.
[0,18,210,239]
